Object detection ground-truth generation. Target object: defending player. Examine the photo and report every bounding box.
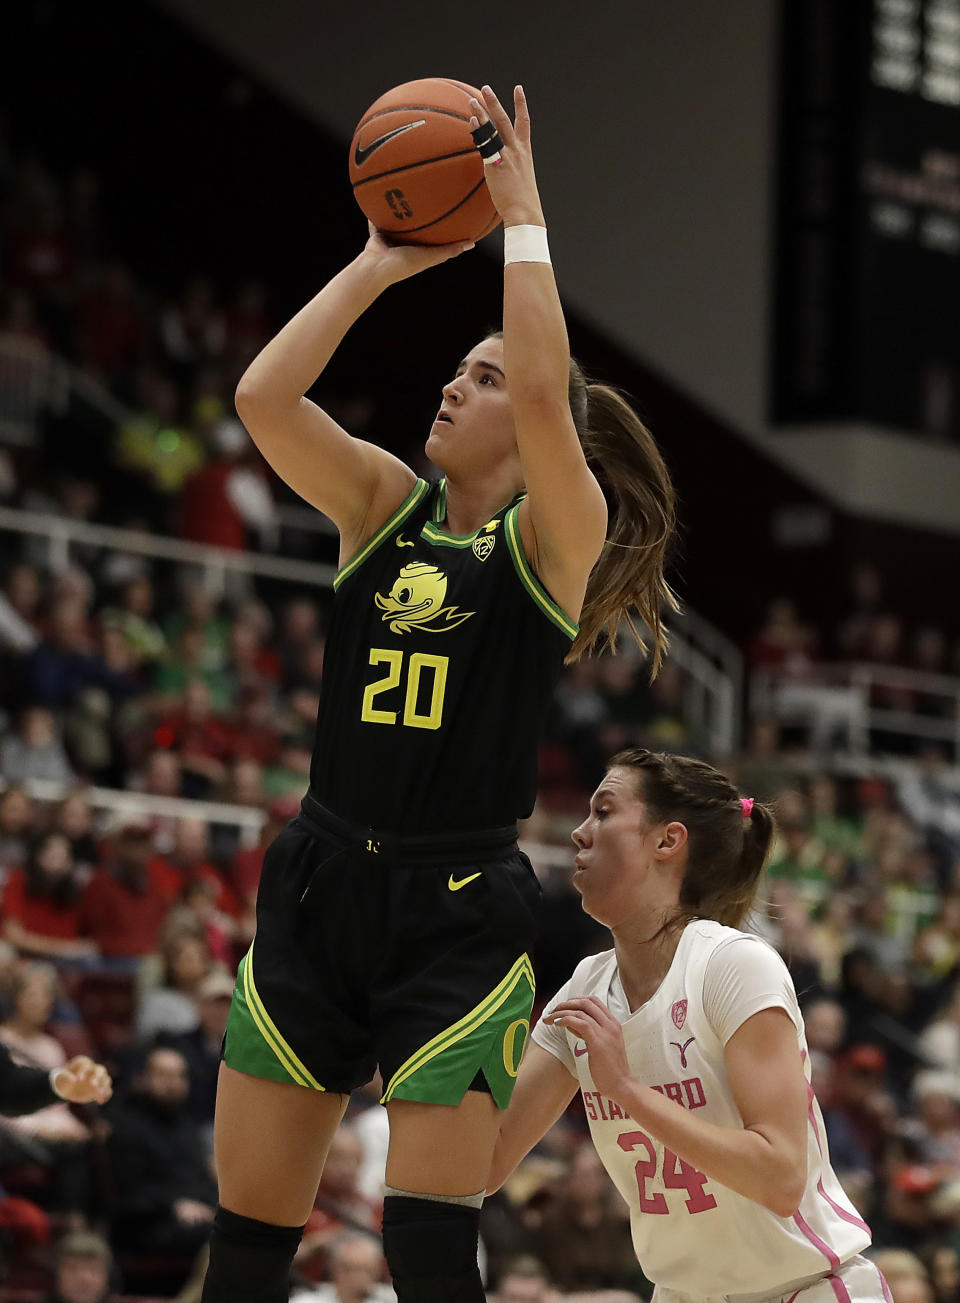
[490,748,888,1303]
[202,88,676,1303]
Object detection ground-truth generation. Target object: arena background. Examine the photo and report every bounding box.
[2,1,960,1300]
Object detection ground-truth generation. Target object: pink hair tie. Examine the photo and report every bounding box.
[740,797,755,819]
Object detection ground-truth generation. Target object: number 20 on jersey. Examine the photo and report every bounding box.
[361,649,449,731]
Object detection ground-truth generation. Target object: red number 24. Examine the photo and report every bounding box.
[617,1130,718,1214]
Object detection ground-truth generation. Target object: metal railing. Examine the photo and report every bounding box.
[751,662,960,756]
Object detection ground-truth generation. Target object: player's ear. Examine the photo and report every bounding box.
[656,820,688,860]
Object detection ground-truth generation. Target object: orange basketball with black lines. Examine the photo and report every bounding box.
[349,78,501,245]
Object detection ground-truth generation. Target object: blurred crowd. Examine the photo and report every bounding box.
[4,97,960,1303]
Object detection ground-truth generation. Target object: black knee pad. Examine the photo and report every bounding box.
[201,1205,304,1303]
[381,1195,485,1303]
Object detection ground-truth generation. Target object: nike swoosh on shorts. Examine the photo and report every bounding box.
[448,872,482,892]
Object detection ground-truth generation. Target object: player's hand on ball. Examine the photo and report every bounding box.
[470,85,545,229]
[546,997,632,1103]
[52,1056,113,1105]
[360,221,475,285]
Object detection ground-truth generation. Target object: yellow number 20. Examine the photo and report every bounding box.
[361,649,449,731]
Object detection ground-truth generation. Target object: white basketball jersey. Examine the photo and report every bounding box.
[532,920,871,1297]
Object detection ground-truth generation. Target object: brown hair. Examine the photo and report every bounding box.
[489,335,678,672]
[610,748,775,927]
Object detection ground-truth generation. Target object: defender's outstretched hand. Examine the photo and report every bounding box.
[52,1056,113,1106]
[470,85,545,228]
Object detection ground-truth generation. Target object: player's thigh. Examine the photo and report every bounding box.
[385,1089,501,1196]
[214,1062,349,1225]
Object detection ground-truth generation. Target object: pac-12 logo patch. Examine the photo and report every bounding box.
[472,518,499,563]
[671,999,688,1031]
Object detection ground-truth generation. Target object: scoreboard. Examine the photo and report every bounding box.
[773,0,960,439]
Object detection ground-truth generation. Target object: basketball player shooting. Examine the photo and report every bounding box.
[201,85,676,1303]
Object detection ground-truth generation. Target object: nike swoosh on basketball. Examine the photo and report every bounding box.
[354,120,427,167]
[574,1044,588,1057]
[448,872,482,892]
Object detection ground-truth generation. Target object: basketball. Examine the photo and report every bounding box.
[349,77,501,246]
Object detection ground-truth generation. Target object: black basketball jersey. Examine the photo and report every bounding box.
[309,478,577,834]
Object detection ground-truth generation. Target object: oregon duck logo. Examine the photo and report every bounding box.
[375,562,474,634]
[472,518,499,563]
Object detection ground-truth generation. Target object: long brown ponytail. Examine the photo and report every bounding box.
[487,335,678,672]
[571,372,679,672]
[611,748,776,928]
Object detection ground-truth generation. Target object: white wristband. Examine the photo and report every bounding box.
[504,225,551,266]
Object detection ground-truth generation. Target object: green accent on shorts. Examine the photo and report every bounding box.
[382,953,536,1109]
[223,946,326,1090]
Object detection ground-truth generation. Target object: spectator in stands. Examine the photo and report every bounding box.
[0,785,36,878]
[179,417,276,552]
[297,1126,381,1279]
[153,677,234,796]
[821,1044,897,1210]
[736,717,803,804]
[0,561,41,655]
[912,1071,960,1168]
[100,575,167,664]
[277,596,321,687]
[0,705,75,785]
[868,1250,934,1303]
[487,1256,557,1303]
[746,597,818,673]
[40,1229,116,1303]
[229,688,280,768]
[136,932,212,1040]
[923,1245,960,1303]
[290,1231,396,1303]
[160,817,237,917]
[53,795,99,872]
[162,582,229,673]
[920,985,960,1077]
[286,636,327,728]
[154,622,232,713]
[77,822,178,962]
[105,1044,217,1257]
[530,1144,639,1294]
[159,277,226,380]
[166,967,235,1126]
[2,832,97,961]
[837,563,884,660]
[229,798,296,928]
[27,597,140,715]
[75,259,145,386]
[224,281,272,379]
[114,366,205,518]
[0,963,95,1221]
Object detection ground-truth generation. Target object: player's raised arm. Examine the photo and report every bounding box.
[471,86,608,604]
[234,225,474,552]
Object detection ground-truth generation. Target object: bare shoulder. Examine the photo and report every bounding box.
[514,486,606,623]
[336,448,420,568]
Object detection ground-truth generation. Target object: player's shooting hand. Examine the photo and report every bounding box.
[546,997,632,1103]
[52,1056,113,1106]
[360,220,475,285]
[470,85,545,229]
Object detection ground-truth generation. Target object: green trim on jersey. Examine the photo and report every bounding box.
[333,478,431,591]
[433,478,447,522]
[382,953,536,1109]
[504,505,579,640]
[419,521,478,549]
[223,947,326,1090]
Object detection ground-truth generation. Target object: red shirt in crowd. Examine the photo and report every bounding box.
[78,861,181,957]
[153,856,239,918]
[1,870,83,940]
